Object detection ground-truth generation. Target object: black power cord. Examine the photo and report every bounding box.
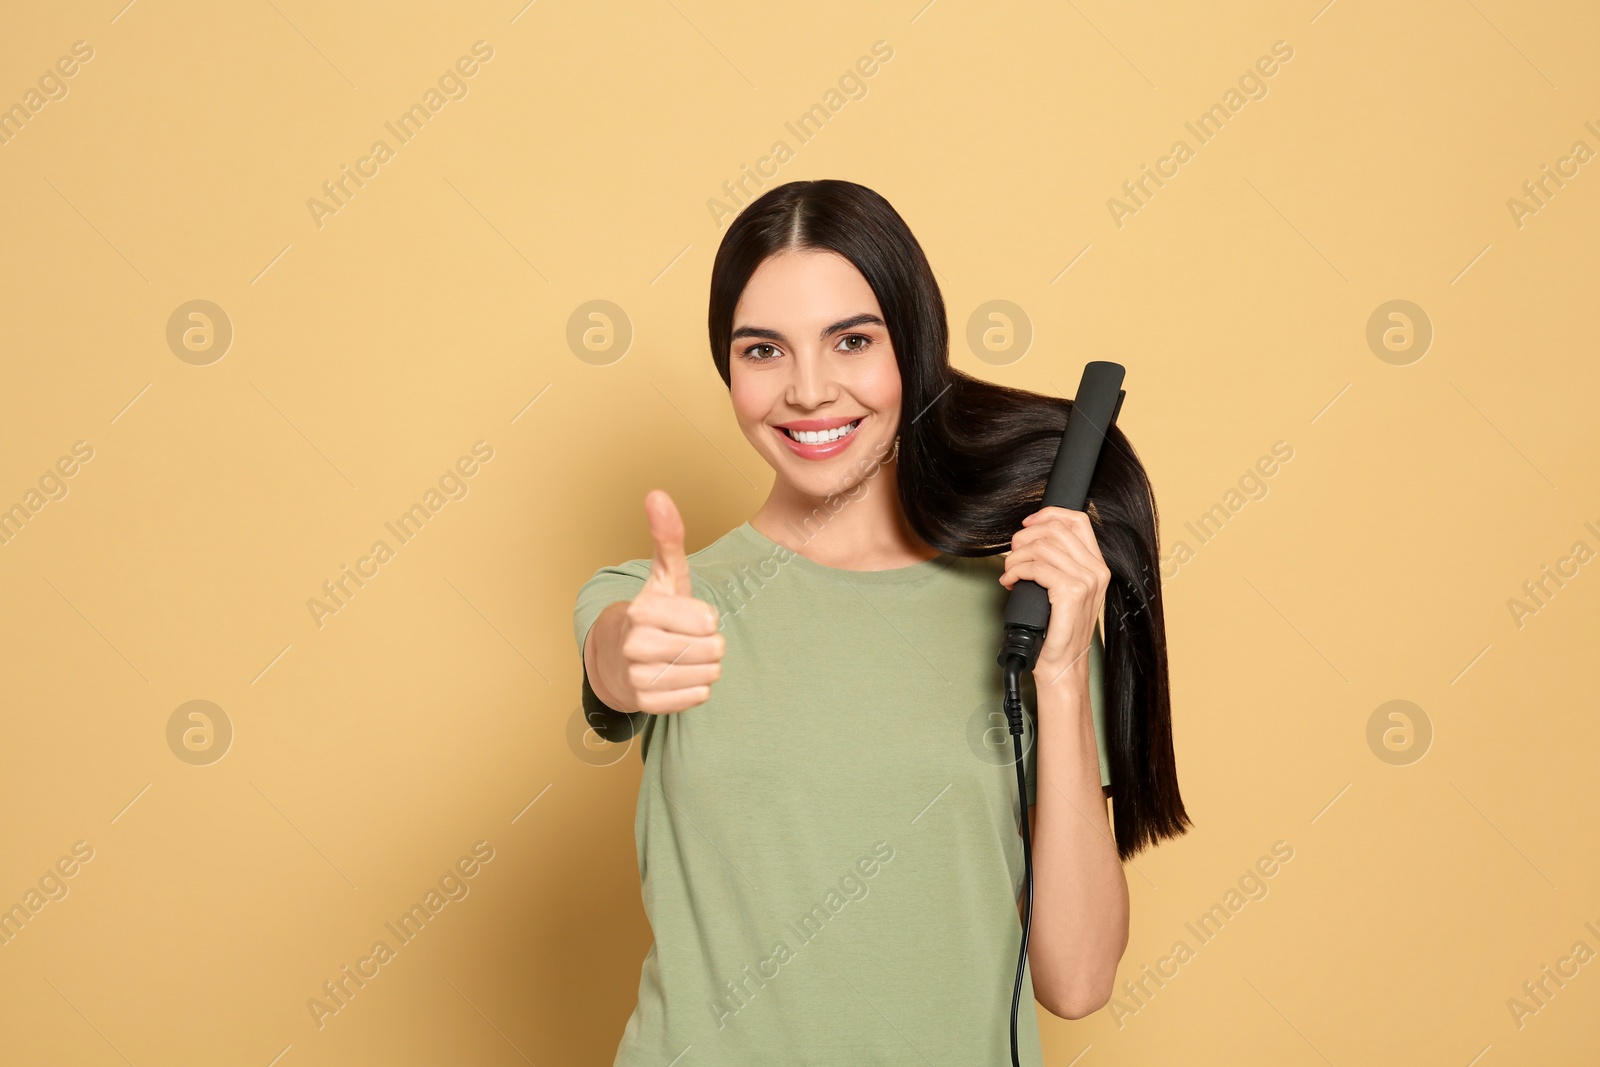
[998,631,1042,1067]
[1004,659,1032,1067]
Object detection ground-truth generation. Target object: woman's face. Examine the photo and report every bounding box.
[728,249,901,499]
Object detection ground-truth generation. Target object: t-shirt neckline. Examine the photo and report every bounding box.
[734,521,952,585]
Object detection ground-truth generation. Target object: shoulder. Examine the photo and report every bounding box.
[683,523,769,609]
[577,523,756,605]
[686,522,754,566]
[951,551,1004,573]
[925,551,1012,619]
[937,551,1005,584]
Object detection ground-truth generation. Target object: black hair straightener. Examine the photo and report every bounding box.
[996,361,1125,1066]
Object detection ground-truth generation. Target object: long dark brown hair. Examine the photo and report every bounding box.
[707,179,1189,859]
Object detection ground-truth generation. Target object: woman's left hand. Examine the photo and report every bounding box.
[998,506,1110,686]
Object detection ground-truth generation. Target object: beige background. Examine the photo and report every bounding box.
[1,1,1596,1064]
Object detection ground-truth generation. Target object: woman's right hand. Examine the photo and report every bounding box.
[602,490,725,714]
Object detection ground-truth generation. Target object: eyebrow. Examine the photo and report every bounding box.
[730,313,886,344]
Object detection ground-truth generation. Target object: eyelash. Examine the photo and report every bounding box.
[739,334,873,363]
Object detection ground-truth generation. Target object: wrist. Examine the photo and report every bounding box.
[1033,651,1091,692]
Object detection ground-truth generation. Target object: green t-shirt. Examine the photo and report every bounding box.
[573,520,1110,1066]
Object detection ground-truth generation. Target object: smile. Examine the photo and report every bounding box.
[780,419,861,444]
[773,417,864,459]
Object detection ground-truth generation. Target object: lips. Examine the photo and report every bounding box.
[773,416,865,460]
[775,416,862,433]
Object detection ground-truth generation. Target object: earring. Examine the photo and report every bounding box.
[890,435,900,462]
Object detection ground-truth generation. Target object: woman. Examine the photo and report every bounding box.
[574,179,1188,1065]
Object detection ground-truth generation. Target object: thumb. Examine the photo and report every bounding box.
[644,489,692,598]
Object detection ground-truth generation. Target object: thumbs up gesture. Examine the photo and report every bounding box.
[614,490,725,714]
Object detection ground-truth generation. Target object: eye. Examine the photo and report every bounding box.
[739,342,780,363]
[837,333,873,353]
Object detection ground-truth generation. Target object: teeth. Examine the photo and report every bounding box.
[785,419,859,445]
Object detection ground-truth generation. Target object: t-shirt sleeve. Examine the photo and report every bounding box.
[573,558,654,742]
[1025,622,1113,805]
[573,559,719,747]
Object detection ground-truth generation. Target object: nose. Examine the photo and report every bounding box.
[786,347,837,410]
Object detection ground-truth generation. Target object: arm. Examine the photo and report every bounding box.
[578,491,724,721]
[998,505,1129,1019]
[1019,659,1129,1018]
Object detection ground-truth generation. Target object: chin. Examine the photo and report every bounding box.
[782,455,882,499]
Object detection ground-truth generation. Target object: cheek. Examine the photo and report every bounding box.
[856,358,901,413]
[729,372,774,431]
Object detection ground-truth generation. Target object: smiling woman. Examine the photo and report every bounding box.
[577,179,1186,1066]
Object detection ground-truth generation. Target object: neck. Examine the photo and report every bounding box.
[749,461,940,570]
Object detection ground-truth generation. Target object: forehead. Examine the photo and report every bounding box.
[733,249,883,326]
